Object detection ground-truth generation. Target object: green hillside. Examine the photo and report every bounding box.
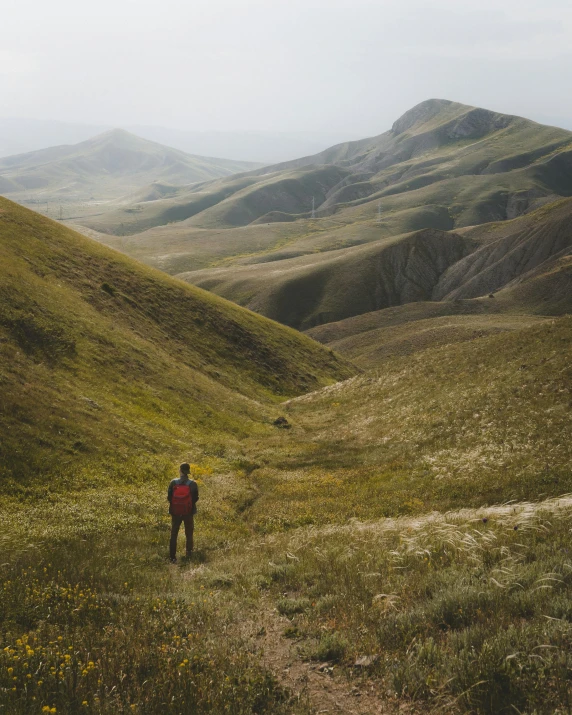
[0,197,352,485]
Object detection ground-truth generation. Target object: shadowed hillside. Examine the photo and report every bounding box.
[434,197,572,299]
[172,197,572,331]
[180,228,474,329]
[302,202,572,365]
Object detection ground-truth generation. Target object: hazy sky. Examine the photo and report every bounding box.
[2,0,572,137]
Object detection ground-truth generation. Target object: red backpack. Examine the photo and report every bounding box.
[171,482,193,516]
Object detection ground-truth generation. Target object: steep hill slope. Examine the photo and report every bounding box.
[181,228,474,329]
[0,130,258,220]
[0,197,352,483]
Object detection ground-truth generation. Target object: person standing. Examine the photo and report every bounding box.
[167,463,199,562]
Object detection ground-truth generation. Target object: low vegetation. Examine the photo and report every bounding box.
[1,200,571,713]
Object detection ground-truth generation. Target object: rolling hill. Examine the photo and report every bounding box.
[173,197,572,333]
[79,98,572,244]
[67,100,572,340]
[0,129,258,220]
[0,196,352,483]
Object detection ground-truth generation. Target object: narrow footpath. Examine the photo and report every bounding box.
[254,601,389,715]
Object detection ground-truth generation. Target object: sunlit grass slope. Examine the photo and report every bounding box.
[238,316,572,530]
[0,197,353,484]
[274,316,572,516]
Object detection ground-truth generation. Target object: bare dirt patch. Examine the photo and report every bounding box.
[253,601,390,714]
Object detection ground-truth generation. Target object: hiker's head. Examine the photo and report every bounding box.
[179,463,191,477]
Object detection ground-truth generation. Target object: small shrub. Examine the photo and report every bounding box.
[277,597,310,616]
[100,281,116,295]
[306,632,348,663]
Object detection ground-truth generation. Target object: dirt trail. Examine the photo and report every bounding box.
[253,602,389,714]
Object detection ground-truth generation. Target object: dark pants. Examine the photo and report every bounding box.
[170,514,194,559]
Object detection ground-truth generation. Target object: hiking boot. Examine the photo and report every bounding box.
[170,557,177,564]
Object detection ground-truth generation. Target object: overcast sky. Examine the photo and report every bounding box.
[2,0,572,138]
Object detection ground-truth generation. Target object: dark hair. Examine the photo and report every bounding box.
[179,463,191,475]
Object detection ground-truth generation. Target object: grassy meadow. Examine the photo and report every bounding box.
[1,198,572,713]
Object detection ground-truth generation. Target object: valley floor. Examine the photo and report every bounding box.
[2,315,571,714]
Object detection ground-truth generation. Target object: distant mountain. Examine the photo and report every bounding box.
[77,100,572,333]
[0,117,345,164]
[81,99,572,239]
[0,129,259,208]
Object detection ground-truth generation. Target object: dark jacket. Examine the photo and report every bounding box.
[167,477,199,515]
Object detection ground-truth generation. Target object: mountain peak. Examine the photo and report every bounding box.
[391,98,467,135]
[86,127,148,149]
